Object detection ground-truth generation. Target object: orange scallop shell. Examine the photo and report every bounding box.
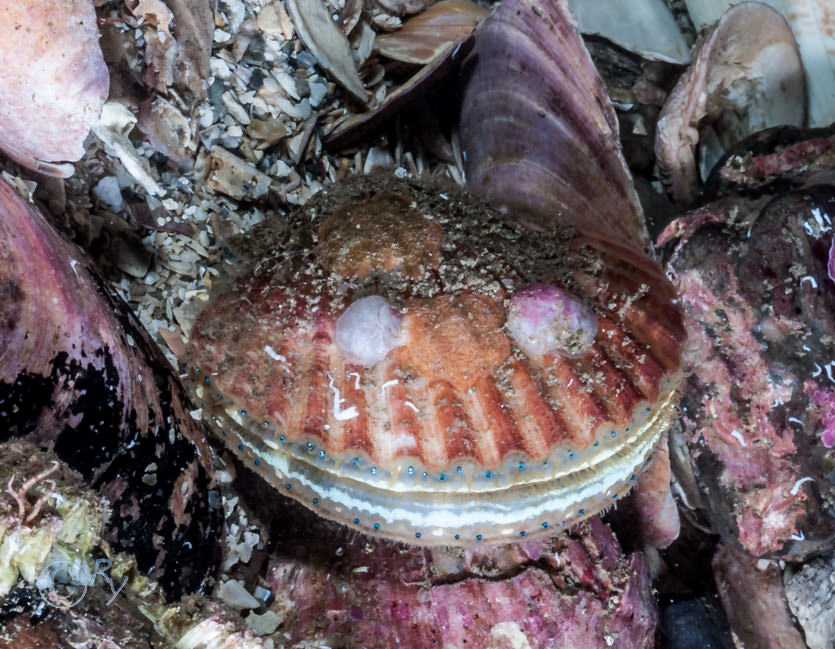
[187,176,684,544]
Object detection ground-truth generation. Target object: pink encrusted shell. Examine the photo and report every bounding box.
[187,176,685,545]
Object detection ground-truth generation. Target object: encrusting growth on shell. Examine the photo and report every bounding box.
[506,283,598,358]
[316,191,445,278]
[335,295,403,366]
[0,441,110,598]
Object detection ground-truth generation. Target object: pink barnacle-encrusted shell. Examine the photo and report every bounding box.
[335,296,403,366]
[0,0,109,176]
[187,176,685,545]
[507,283,598,358]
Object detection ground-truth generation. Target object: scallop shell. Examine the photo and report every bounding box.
[187,175,685,545]
[0,0,108,176]
[459,0,650,250]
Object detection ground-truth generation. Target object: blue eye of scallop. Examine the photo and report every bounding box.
[312,498,319,504]
[354,518,360,524]
[485,471,493,479]
[374,523,380,530]
[542,522,549,528]
[415,532,422,539]
[285,484,291,490]
[476,534,483,541]
[578,509,585,515]
[254,459,260,466]
[279,435,286,442]
[454,534,461,540]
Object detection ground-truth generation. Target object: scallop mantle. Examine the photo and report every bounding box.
[187,176,685,545]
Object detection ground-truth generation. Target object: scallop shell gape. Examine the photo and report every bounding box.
[188,176,685,544]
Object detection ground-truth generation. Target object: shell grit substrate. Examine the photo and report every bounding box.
[188,175,685,545]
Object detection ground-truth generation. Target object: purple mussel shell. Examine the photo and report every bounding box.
[0,178,221,598]
[0,1,109,176]
[661,181,835,559]
[265,509,657,649]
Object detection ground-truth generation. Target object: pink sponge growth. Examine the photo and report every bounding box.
[506,283,597,358]
[335,295,402,366]
[812,389,835,449]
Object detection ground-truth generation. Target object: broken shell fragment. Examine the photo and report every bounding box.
[0,0,109,176]
[375,0,490,64]
[187,175,685,545]
[506,283,598,358]
[335,296,403,366]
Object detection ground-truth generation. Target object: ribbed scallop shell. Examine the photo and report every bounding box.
[187,176,685,545]
[459,0,650,250]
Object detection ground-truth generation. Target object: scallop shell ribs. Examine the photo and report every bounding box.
[188,176,685,544]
